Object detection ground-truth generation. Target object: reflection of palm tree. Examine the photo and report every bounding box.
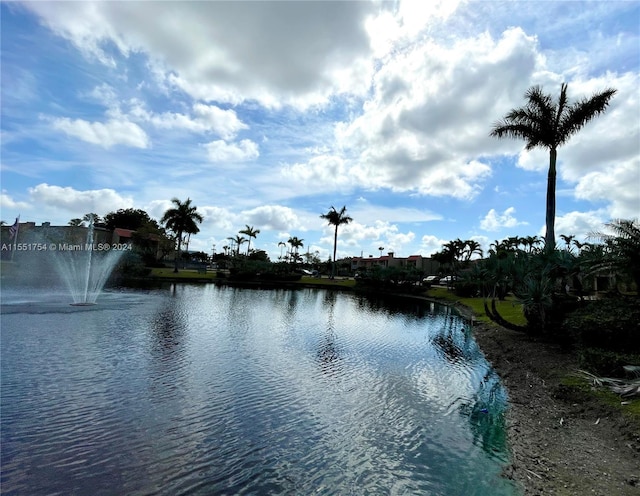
[161,197,204,272]
[320,205,353,278]
[491,83,616,253]
[317,291,340,376]
[239,225,260,255]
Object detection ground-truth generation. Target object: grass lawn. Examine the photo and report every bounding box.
[426,286,527,326]
[150,267,217,280]
[299,276,357,288]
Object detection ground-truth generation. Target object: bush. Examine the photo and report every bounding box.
[563,297,640,352]
[453,281,480,298]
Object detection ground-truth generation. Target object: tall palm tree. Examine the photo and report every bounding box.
[239,225,260,255]
[320,205,353,278]
[161,197,204,272]
[490,83,616,253]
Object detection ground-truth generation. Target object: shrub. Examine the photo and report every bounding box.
[563,297,640,352]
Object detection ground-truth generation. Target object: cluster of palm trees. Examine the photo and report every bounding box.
[220,206,353,275]
[431,238,483,279]
[224,225,261,257]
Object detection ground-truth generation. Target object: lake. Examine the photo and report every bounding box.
[0,285,518,495]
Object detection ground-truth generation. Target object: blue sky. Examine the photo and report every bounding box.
[2,1,639,261]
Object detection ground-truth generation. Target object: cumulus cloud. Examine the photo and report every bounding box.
[28,183,133,214]
[23,1,377,108]
[241,205,303,232]
[204,140,259,163]
[131,101,248,140]
[50,116,149,149]
[1,191,32,211]
[480,207,527,232]
[330,27,542,198]
[554,210,612,243]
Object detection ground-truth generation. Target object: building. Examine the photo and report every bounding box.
[351,252,440,275]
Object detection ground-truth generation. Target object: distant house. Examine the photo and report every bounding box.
[112,228,135,246]
[351,252,440,274]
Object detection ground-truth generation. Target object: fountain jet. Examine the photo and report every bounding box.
[51,221,125,305]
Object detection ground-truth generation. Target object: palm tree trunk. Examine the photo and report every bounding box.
[332,226,338,278]
[545,148,557,253]
[173,230,182,272]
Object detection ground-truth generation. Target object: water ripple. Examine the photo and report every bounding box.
[1,287,516,495]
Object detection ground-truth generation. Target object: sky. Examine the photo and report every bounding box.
[1,0,639,262]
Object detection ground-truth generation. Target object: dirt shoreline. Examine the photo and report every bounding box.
[460,306,640,495]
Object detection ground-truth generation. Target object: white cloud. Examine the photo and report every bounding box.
[28,183,133,215]
[554,210,611,243]
[23,1,377,109]
[480,207,526,232]
[0,191,32,211]
[204,139,259,163]
[420,234,449,256]
[241,205,303,232]
[334,27,541,198]
[134,102,248,140]
[574,160,640,220]
[50,116,149,149]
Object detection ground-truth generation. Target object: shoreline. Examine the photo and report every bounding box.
[468,319,640,495]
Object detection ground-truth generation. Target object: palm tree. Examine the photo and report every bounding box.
[463,240,483,261]
[278,241,286,260]
[320,206,353,278]
[588,219,640,294]
[227,235,246,256]
[83,213,103,226]
[491,83,616,253]
[288,236,304,263]
[68,218,84,227]
[161,198,204,272]
[239,225,260,255]
[560,234,575,253]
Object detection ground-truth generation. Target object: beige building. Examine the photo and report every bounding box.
[351,252,440,275]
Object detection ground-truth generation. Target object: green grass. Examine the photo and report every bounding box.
[150,267,217,280]
[299,276,356,288]
[561,374,640,422]
[426,287,527,326]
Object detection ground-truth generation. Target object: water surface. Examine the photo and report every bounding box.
[1,285,517,495]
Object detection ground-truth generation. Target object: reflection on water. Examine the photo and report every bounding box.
[0,285,518,495]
